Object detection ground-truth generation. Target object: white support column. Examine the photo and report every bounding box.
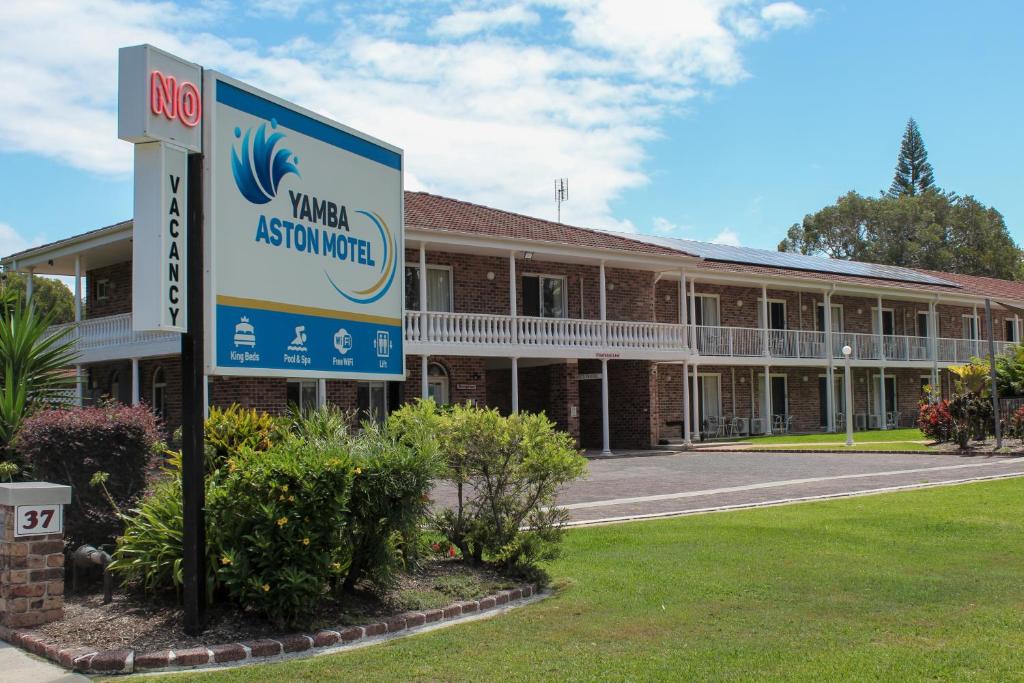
[73,256,82,322]
[877,295,885,362]
[761,284,769,358]
[75,365,84,407]
[973,304,979,354]
[511,357,519,413]
[317,379,326,408]
[509,252,518,344]
[599,261,607,321]
[691,363,700,440]
[688,278,697,350]
[763,365,772,435]
[682,361,691,447]
[930,300,939,387]
[879,367,887,430]
[824,290,835,432]
[678,270,687,332]
[418,243,428,340]
[600,358,611,454]
[421,355,429,400]
[130,358,139,406]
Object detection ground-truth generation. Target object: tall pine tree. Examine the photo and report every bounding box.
[888,117,936,196]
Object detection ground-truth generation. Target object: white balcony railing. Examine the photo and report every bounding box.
[49,313,179,351]
[52,311,1019,366]
[406,311,688,353]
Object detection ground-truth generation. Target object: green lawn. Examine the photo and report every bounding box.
[149,478,1024,682]
[743,427,927,445]
[758,441,933,452]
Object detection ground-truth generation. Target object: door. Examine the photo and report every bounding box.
[872,309,895,336]
[426,363,450,405]
[820,375,846,427]
[759,375,788,427]
[698,375,722,420]
[917,312,930,338]
[871,376,897,424]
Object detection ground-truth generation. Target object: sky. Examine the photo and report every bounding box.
[0,0,1021,261]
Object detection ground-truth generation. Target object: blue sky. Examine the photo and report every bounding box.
[0,0,1020,258]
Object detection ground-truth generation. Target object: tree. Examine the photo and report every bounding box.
[888,117,936,197]
[779,190,1022,280]
[0,272,75,324]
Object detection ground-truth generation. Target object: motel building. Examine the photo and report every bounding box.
[4,191,1024,453]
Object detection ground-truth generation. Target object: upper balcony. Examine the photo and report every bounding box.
[404,311,688,360]
[51,312,1013,367]
[692,325,1014,366]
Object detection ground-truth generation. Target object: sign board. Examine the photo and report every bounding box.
[204,72,404,380]
[15,504,62,537]
[118,44,203,153]
[132,142,188,332]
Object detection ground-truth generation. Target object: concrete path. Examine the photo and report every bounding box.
[0,641,86,683]
[431,450,1024,524]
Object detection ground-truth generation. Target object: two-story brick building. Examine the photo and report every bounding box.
[4,191,1023,453]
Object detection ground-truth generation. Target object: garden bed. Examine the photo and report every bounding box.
[37,559,510,653]
[931,437,1024,454]
[4,559,537,675]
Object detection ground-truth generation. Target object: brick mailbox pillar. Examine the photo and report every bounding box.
[0,483,71,629]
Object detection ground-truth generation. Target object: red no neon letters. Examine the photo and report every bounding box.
[150,70,201,128]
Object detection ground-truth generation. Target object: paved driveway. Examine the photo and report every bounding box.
[431,451,1024,524]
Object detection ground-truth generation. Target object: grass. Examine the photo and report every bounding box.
[758,441,934,452]
[743,427,927,445]
[145,478,1024,682]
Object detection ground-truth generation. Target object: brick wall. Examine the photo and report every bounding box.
[85,261,132,318]
[485,361,580,442]
[579,359,658,449]
[403,356,488,406]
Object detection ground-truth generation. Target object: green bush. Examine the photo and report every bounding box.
[210,436,355,627]
[342,421,441,591]
[112,405,441,628]
[202,404,282,472]
[389,400,587,579]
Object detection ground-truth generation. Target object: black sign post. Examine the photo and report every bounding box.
[181,149,206,635]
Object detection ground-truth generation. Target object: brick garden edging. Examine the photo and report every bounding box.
[0,584,538,675]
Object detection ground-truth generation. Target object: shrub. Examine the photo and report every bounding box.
[917,400,953,442]
[209,436,355,627]
[17,404,161,546]
[202,404,281,473]
[390,400,587,580]
[342,421,441,591]
[1009,406,1024,439]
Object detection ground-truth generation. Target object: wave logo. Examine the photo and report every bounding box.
[231,119,300,204]
[325,210,398,305]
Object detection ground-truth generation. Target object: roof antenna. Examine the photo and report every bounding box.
[555,178,569,223]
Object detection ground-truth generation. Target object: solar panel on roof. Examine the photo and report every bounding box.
[625,234,958,287]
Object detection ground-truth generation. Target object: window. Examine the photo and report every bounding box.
[871,308,895,336]
[286,380,319,412]
[96,279,110,301]
[688,295,720,326]
[1006,319,1018,343]
[357,381,388,423]
[916,311,930,338]
[697,374,721,420]
[427,363,450,405]
[758,300,786,330]
[962,314,978,340]
[522,275,566,318]
[152,367,166,418]
[815,303,843,332]
[405,265,453,312]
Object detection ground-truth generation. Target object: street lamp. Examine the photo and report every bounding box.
[842,345,854,446]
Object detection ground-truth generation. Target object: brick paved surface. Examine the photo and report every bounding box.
[431,451,1024,523]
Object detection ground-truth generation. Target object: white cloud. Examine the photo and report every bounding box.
[761,2,811,30]
[0,0,810,231]
[432,4,539,38]
[0,222,43,258]
[711,228,741,246]
[247,0,313,19]
[652,216,677,234]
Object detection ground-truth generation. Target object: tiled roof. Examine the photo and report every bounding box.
[404,191,687,258]
[913,269,1024,301]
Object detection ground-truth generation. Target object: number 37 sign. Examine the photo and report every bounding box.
[15,504,62,536]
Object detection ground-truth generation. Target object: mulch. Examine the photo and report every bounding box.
[36,558,511,653]
[931,437,1024,454]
